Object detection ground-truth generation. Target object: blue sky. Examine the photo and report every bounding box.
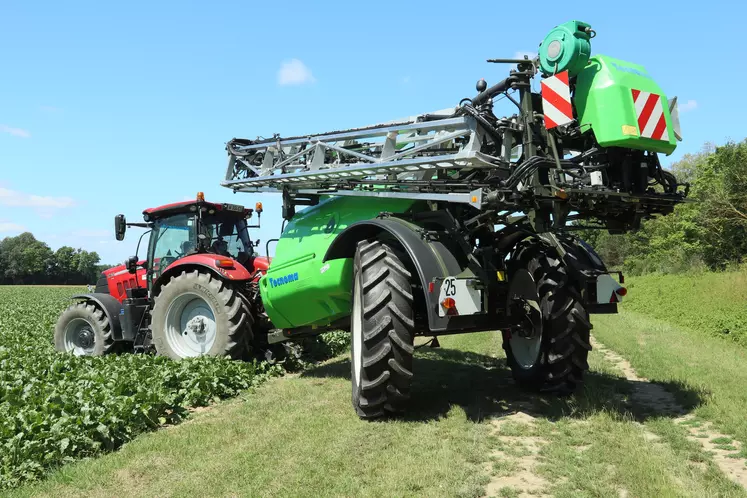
[1,0,744,265]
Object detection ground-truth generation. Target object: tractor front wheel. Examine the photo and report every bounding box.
[503,239,592,393]
[150,270,252,360]
[54,301,116,356]
[350,239,416,419]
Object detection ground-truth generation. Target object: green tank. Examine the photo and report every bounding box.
[216,20,690,420]
[538,20,592,78]
[259,196,414,328]
[574,54,677,155]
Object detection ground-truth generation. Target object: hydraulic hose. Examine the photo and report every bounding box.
[471,76,517,106]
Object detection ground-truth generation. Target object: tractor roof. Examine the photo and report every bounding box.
[142,193,253,221]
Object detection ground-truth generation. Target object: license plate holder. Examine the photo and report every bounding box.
[435,276,484,317]
[222,203,245,213]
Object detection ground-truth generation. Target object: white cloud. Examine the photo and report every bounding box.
[678,99,697,113]
[0,221,25,233]
[277,59,315,86]
[514,51,538,61]
[0,125,31,138]
[0,187,76,209]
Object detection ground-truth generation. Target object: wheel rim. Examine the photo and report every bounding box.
[351,271,363,387]
[508,269,543,369]
[63,318,96,356]
[164,293,217,358]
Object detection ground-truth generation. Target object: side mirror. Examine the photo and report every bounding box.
[115,214,126,241]
[126,255,138,274]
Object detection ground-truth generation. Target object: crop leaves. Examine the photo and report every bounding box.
[0,286,349,489]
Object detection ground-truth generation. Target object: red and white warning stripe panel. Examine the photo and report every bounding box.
[541,71,574,129]
[631,89,670,141]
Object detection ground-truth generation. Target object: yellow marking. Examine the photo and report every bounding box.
[622,125,638,136]
[496,271,507,282]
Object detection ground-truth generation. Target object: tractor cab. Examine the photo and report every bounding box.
[114,192,264,290]
[142,194,260,283]
[55,193,265,360]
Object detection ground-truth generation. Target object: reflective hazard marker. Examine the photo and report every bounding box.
[632,89,670,141]
[541,71,574,129]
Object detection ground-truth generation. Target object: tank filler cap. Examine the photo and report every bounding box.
[538,20,593,78]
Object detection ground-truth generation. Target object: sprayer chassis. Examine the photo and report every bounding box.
[219,35,688,417]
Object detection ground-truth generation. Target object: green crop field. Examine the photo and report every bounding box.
[3,270,747,496]
[0,286,273,489]
[0,287,357,490]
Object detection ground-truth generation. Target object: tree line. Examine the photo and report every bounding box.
[0,233,111,285]
[2,140,743,283]
[580,139,747,275]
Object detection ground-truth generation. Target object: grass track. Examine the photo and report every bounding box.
[593,310,747,460]
[10,321,747,498]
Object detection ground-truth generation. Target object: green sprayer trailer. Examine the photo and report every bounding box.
[222,20,687,418]
[61,20,688,420]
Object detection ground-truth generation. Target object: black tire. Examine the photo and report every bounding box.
[351,239,416,419]
[503,239,592,393]
[54,301,116,356]
[151,270,252,360]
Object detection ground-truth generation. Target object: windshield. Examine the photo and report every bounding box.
[201,214,252,260]
[148,214,197,278]
[147,212,253,281]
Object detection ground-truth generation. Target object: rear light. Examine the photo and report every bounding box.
[608,287,627,303]
[428,282,435,293]
[215,259,235,269]
[441,297,458,316]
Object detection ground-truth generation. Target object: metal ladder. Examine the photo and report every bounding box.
[220,109,507,207]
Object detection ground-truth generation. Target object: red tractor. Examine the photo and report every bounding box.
[54,193,270,360]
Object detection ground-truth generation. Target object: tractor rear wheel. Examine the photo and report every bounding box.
[150,270,252,360]
[350,239,416,419]
[54,301,116,356]
[503,239,592,393]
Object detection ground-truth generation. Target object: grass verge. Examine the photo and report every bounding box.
[620,270,747,346]
[9,325,747,498]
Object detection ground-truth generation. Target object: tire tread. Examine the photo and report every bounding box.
[352,239,416,419]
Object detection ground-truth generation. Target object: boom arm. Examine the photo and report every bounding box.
[221,21,689,233]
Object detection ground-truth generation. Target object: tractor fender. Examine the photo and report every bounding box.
[538,233,618,313]
[252,256,270,273]
[324,218,464,332]
[554,234,607,273]
[153,254,252,297]
[499,230,608,276]
[70,293,125,342]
